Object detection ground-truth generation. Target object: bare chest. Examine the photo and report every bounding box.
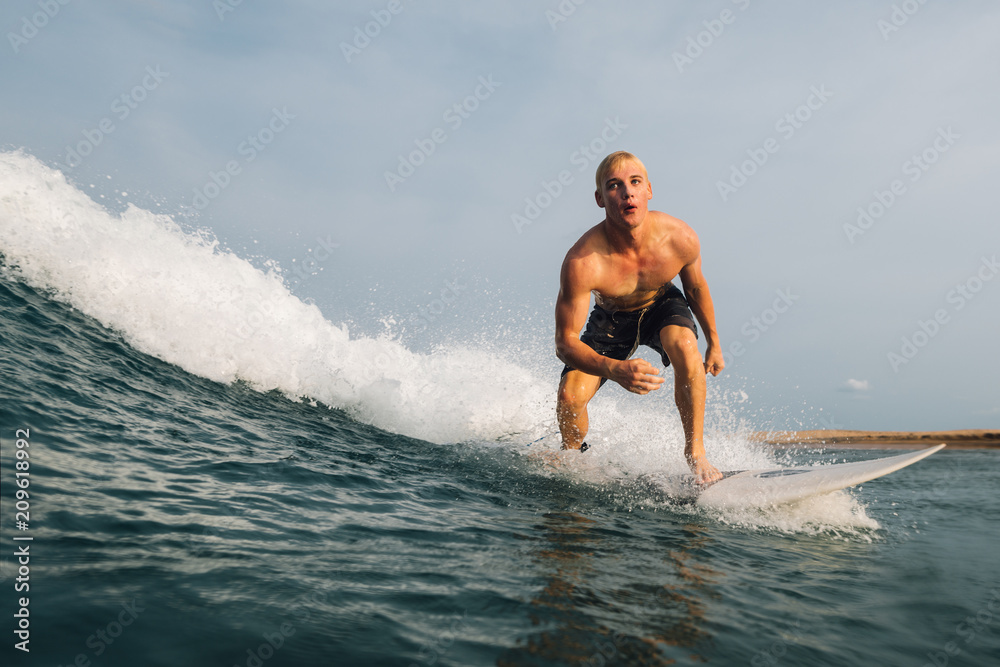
[592,252,684,310]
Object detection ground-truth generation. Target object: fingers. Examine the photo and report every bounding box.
[703,355,725,377]
[627,373,662,394]
[629,380,662,395]
[626,359,659,379]
[629,365,664,394]
[613,359,661,394]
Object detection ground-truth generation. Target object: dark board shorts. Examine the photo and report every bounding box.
[561,282,698,382]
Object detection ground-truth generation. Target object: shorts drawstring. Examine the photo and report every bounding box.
[626,306,649,360]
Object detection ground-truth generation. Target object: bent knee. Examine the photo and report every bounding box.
[558,386,589,411]
[671,356,703,385]
[558,376,599,410]
[662,333,702,375]
[672,345,702,372]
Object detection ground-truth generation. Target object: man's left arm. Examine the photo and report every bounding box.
[678,253,725,376]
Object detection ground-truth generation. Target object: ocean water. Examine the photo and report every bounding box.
[2,150,998,666]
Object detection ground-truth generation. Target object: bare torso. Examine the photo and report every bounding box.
[571,211,694,312]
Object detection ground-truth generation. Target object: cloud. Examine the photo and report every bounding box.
[841,379,871,392]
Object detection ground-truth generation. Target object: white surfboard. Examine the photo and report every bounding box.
[646,444,946,509]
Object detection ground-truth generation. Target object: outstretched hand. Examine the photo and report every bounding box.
[611,358,665,394]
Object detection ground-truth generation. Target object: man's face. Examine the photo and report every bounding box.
[595,159,652,228]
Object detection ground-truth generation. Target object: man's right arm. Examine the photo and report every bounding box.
[554,257,664,394]
[554,258,614,377]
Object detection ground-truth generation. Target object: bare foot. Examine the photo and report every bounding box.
[529,449,569,469]
[688,455,723,485]
[530,442,589,468]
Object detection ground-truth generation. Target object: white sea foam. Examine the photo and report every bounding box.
[0,150,549,443]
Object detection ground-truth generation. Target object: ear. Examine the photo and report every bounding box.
[646,180,653,200]
[595,189,606,208]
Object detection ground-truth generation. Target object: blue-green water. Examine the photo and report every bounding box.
[2,277,999,667]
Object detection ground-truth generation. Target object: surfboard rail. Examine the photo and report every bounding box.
[693,443,946,509]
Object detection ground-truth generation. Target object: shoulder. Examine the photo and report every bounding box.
[560,223,606,289]
[652,211,699,262]
[562,222,606,267]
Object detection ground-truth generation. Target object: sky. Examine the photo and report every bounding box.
[3,0,999,431]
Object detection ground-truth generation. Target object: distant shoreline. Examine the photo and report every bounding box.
[751,429,1000,450]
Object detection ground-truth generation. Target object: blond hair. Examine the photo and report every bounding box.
[595,151,648,191]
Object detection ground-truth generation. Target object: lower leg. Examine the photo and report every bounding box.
[557,400,588,450]
[674,370,709,466]
[556,372,600,450]
[661,326,721,482]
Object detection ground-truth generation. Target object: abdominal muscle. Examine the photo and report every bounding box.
[593,282,672,313]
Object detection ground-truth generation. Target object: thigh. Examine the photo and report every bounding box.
[640,284,698,366]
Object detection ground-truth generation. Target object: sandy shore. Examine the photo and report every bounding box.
[751,429,1000,450]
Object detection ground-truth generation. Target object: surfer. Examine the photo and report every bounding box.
[555,151,724,484]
